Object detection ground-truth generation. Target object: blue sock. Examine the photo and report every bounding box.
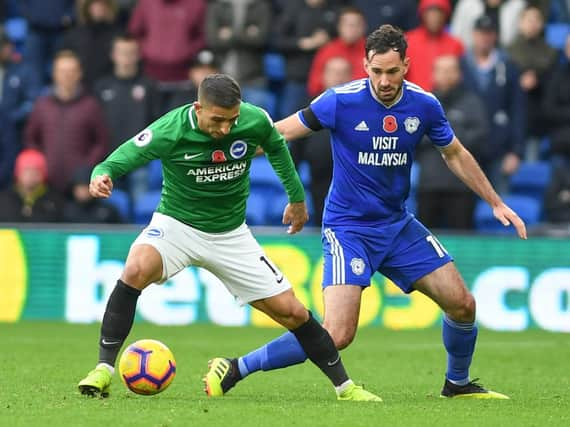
[442,315,478,385]
[237,332,308,378]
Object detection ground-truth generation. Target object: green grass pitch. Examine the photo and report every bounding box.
[0,322,568,426]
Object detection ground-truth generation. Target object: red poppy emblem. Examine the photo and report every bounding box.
[383,115,398,133]
[212,150,227,163]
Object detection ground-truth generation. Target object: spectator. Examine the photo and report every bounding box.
[307,7,368,98]
[21,0,75,85]
[128,0,206,82]
[542,34,570,161]
[24,50,109,194]
[62,0,122,88]
[545,165,570,223]
[0,106,17,190]
[206,0,272,103]
[272,0,337,117]
[94,35,158,151]
[461,15,526,193]
[94,34,159,199]
[352,0,419,34]
[0,32,42,138]
[115,0,137,26]
[63,166,122,223]
[304,56,353,225]
[416,55,489,229]
[451,0,526,49]
[405,0,464,91]
[159,49,220,114]
[507,5,558,140]
[0,149,64,222]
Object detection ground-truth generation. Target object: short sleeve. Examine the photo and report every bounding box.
[427,97,455,148]
[307,89,338,130]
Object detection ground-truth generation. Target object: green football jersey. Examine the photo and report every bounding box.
[92,102,304,232]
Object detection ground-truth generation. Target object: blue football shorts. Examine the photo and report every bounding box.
[321,216,453,293]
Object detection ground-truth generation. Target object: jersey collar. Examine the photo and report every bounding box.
[367,78,405,109]
[188,105,197,130]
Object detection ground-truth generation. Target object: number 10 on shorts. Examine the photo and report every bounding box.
[426,235,448,258]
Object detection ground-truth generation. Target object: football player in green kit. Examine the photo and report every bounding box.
[78,74,381,402]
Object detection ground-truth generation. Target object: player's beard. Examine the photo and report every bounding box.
[375,82,402,105]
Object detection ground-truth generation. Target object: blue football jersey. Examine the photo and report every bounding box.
[298,78,455,226]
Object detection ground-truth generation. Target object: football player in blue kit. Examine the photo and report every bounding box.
[204,24,527,400]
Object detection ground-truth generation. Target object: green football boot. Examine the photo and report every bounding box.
[337,383,383,402]
[78,366,112,398]
[203,358,241,397]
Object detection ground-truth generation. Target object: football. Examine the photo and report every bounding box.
[118,339,176,395]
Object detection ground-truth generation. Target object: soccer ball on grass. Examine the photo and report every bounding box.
[118,339,176,395]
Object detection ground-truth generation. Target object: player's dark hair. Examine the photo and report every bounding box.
[198,74,242,109]
[365,24,408,61]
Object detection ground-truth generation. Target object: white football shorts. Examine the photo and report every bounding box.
[132,212,291,304]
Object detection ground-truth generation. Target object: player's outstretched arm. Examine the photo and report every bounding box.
[89,174,113,198]
[440,137,527,239]
[275,113,313,141]
[282,201,309,234]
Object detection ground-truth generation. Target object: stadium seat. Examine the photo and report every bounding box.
[105,188,131,222]
[546,23,570,50]
[241,87,278,118]
[133,190,161,224]
[509,161,552,203]
[264,53,286,82]
[4,17,28,43]
[249,156,283,189]
[474,195,541,233]
[297,161,311,188]
[146,159,163,191]
[246,188,269,225]
[265,192,289,226]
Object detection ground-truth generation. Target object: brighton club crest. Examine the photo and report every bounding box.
[350,258,365,276]
[404,117,420,134]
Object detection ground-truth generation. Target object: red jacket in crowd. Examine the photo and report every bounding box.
[128,0,206,82]
[307,37,368,98]
[405,0,464,91]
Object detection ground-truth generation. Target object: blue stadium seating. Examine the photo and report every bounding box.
[133,190,161,224]
[264,53,286,82]
[4,17,27,43]
[249,156,283,188]
[474,194,541,233]
[241,87,278,118]
[297,160,311,188]
[509,161,552,203]
[146,159,163,191]
[105,189,131,222]
[246,189,269,225]
[4,17,28,52]
[546,23,570,50]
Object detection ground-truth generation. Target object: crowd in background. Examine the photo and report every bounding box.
[0,0,569,231]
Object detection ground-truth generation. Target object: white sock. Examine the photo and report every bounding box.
[449,377,470,386]
[335,379,354,395]
[97,362,115,375]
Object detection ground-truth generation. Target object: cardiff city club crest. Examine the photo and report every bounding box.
[404,117,420,134]
[212,150,227,163]
[350,258,365,276]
